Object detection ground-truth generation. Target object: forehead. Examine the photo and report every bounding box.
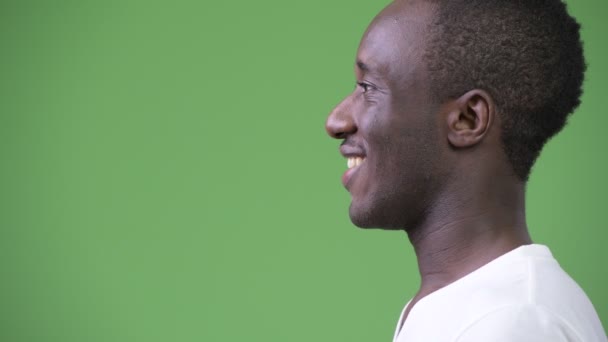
[356,0,436,80]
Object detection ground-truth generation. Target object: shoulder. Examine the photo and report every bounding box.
[454,304,584,342]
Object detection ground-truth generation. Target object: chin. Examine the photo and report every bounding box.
[348,202,404,230]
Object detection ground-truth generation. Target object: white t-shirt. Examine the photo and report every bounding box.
[393,244,607,342]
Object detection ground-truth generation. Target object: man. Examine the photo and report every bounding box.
[325,0,607,341]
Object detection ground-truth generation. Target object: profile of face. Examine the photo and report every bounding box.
[326,1,445,230]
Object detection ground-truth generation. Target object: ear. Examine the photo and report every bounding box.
[446,89,494,148]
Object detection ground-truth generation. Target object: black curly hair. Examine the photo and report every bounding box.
[424,0,586,181]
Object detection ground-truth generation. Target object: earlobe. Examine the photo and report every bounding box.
[446,90,493,148]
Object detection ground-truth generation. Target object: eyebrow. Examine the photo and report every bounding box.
[356,60,371,73]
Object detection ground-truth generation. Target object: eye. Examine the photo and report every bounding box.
[357,82,372,93]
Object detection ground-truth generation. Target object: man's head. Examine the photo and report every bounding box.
[325,0,585,229]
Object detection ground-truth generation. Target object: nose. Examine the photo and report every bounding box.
[325,96,357,139]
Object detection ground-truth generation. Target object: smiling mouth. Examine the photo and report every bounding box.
[347,157,366,169]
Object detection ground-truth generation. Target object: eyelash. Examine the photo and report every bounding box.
[357,82,373,93]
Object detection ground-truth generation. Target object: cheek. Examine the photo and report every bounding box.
[364,108,412,160]
[366,110,438,180]
[358,102,396,146]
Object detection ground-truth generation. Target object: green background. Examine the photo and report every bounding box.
[0,0,606,341]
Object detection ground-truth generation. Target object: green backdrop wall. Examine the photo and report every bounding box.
[1,1,606,341]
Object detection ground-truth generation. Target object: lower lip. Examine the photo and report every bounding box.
[342,166,360,188]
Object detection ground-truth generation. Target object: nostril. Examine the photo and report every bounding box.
[334,132,347,139]
[326,121,356,139]
[325,120,349,139]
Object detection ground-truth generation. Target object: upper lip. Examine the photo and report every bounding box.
[339,142,366,158]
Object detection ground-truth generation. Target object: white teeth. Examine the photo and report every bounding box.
[347,157,365,169]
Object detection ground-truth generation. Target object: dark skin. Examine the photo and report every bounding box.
[325,0,532,328]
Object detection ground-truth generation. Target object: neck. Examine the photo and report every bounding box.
[406,174,532,297]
